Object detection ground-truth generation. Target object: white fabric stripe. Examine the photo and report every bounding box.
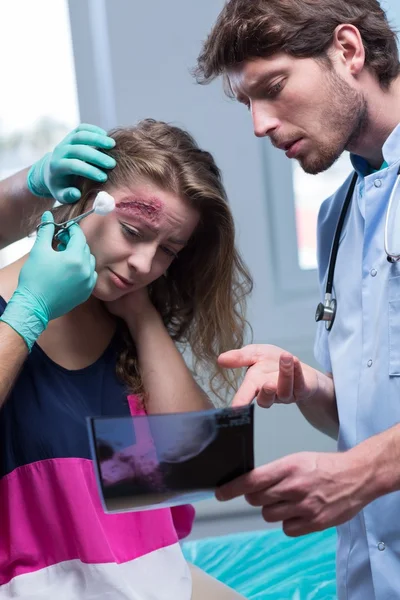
[0,543,192,600]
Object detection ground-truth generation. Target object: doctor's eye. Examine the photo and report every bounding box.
[268,80,285,98]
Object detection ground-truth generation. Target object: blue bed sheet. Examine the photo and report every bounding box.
[182,527,337,599]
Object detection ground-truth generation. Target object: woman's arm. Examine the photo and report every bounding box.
[127,305,213,414]
[0,321,29,408]
[108,292,213,414]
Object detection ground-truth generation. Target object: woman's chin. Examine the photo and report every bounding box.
[91,282,125,303]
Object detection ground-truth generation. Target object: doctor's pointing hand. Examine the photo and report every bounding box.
[216,345,389,538]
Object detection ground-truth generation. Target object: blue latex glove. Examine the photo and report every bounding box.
[0,212,97,351]
[27,123,116,204]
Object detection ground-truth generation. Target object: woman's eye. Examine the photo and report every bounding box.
[120,222,178,258]
[121,223,140,238]
[161,246,178,258]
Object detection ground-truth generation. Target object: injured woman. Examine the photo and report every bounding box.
[0,120,252,599]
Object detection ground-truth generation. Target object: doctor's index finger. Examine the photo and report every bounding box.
[231,373,259,407]
[218,344,272,369]
[63,222,88,251]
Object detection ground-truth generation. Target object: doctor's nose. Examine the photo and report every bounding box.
[252,107,280,138]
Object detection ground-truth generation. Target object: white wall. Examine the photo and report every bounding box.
[67,0,400,535]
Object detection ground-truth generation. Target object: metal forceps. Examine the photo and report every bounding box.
[36,191,115,243]
[37,207,97,242]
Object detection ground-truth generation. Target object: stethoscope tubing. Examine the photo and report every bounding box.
[316,165,400,331]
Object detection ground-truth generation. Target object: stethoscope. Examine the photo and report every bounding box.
[315,165,400,331]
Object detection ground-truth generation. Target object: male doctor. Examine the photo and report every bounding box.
[196,0,400,598]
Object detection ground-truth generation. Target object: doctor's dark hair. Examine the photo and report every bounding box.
[195,0,400,91]
[52,119,253,404]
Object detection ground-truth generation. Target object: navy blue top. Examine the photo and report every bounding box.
[0,296,130,479]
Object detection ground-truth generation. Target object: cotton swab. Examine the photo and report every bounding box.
[92,191,116,216]
[53,192,116,239]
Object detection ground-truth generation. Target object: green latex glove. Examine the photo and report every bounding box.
[0,212,97,350]
[27,123,116,204]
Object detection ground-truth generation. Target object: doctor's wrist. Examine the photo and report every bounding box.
[0,290,48,352]
[297,369,335,407]
[349,429,400,503]
[27,154,52,198]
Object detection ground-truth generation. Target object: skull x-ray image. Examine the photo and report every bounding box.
[149,412,218,463]
[88,405,254,513]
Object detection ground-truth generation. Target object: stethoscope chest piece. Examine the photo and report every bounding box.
[315,294,336,331]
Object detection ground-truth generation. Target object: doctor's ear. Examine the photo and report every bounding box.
[330,24,365,78]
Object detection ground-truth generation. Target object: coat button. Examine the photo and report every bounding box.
[377,542,386,551]
[374,179,382,188]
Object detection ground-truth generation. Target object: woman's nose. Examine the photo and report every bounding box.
[127,244,157,275]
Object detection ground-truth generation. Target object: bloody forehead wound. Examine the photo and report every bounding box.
[116,197,165,225]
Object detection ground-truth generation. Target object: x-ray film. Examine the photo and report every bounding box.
[87,405,254,513]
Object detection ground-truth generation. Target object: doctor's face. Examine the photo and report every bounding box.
[228,53,368,174]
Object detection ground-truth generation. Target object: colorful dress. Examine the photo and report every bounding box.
[0,297,194,599]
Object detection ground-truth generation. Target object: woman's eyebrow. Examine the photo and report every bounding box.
[117,200,188,246]
[168,236,187,246]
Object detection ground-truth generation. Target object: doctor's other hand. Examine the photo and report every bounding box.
[216,449,374,537]
[218,344,321,408]
[0,212,97,351]
[27,124,116,204]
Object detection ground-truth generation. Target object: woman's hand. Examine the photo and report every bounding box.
[105,287,155,325]
[107,288,212,414]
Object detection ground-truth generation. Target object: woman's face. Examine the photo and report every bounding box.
[80,179,200,302]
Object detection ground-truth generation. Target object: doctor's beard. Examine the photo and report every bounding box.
[298,71,368,175]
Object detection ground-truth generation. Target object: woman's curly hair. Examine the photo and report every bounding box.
[52,119,253,404]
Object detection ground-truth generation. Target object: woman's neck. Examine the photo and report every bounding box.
[60,294,115,332]
[39,294,117,370]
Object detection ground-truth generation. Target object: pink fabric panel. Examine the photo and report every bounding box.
[171,504,196,540]
[0,458,179,586]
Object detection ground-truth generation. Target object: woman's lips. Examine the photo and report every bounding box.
[108,268,134,290]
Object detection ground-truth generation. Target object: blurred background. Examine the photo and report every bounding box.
[1,0,399,540]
